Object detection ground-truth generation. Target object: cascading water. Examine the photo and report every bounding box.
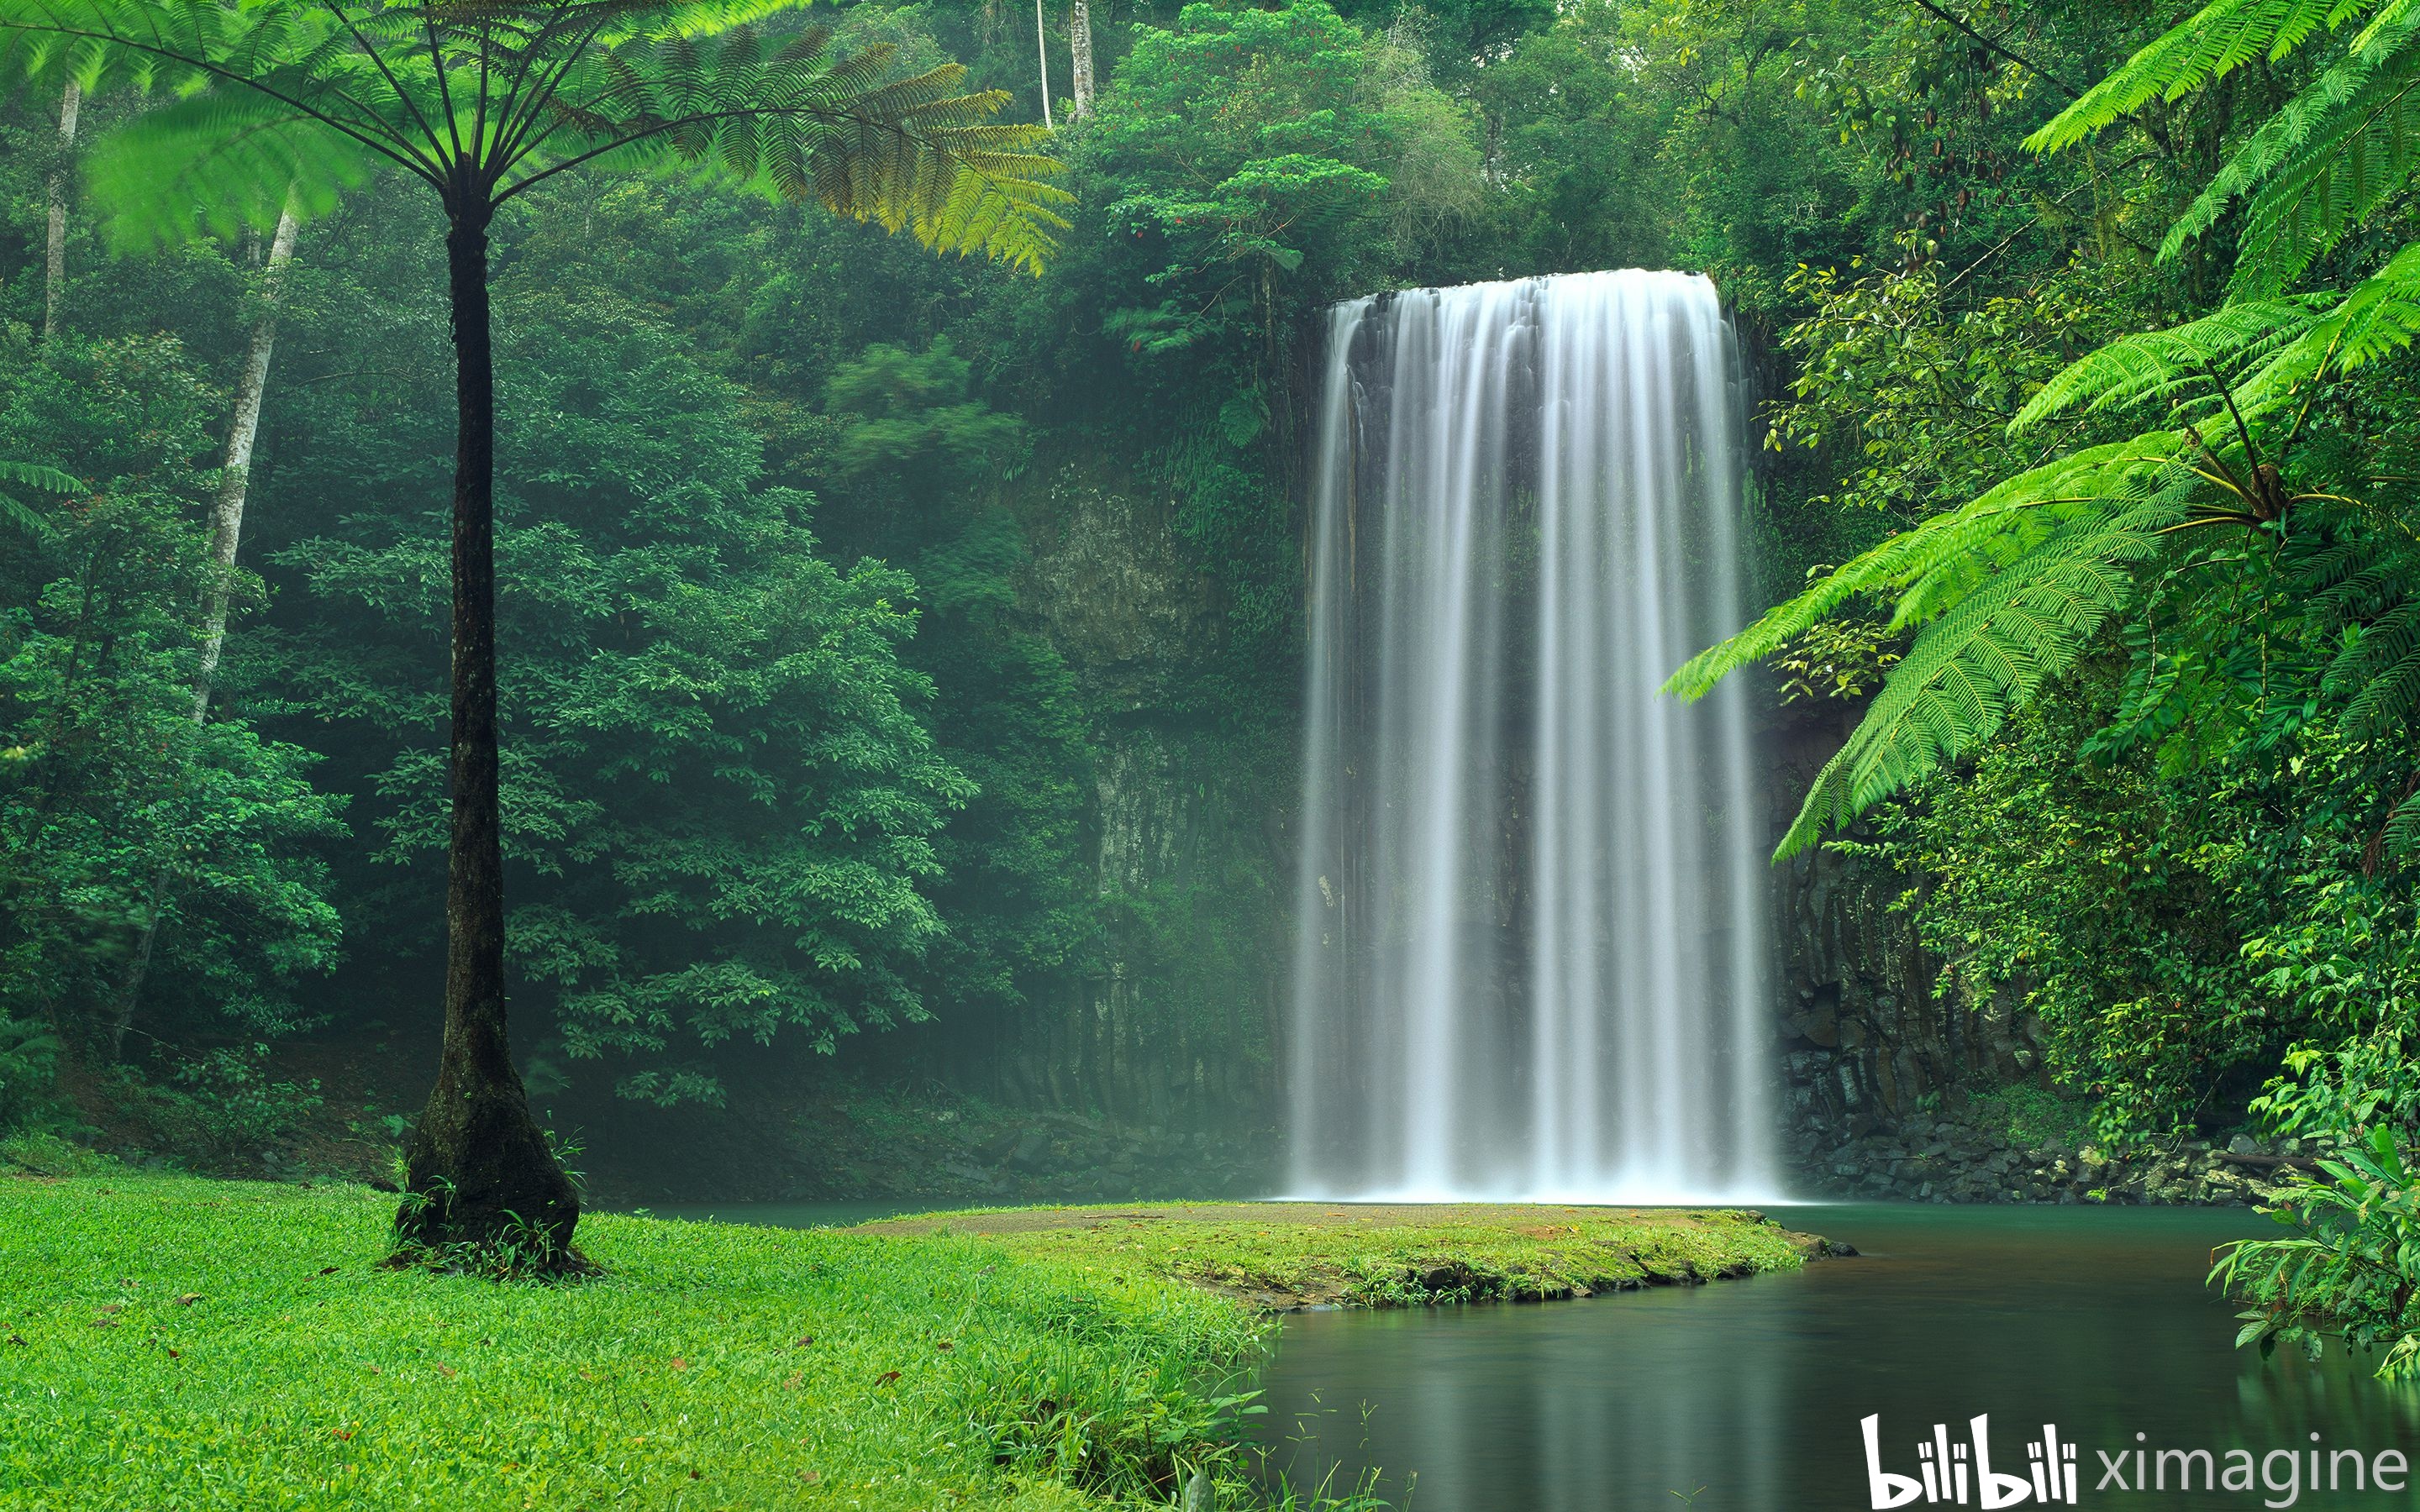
[1287,269,1774,1203]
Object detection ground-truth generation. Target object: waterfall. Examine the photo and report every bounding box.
[1287,269,1774,1203]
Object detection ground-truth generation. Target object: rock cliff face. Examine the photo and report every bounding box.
[1763,700,2049,1171]
[898,460,1288,1140]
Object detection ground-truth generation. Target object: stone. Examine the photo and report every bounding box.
[2228,1134,2260,1156]
[1007,1130,1052,1173]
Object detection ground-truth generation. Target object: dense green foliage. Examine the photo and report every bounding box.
[1,333,344,1061]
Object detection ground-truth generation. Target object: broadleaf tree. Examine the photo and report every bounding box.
[0,0,1066,1264]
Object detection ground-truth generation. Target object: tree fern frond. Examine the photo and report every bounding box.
[2012,301,2331,428]
[2224,22,2420,294]
[2233,238,2420,412]
[82,84,376,247]
[2383,785,2420,855]
[1665,434,2191,702]
[1776,503,2188,858]
[2156,5,2420,267]
[0,460,82,494]
[0,459,80,538]
[2029,0,2375,154]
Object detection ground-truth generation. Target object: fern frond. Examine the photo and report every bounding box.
[82,84,376,247]
[556,45,1071,272]
[2233,238,2420,412]
[2029,0,2377,153]
[1776,492,2195,857]
[1665,434,2191,701]
[2012,302,2331,428]
[0,459,80,538]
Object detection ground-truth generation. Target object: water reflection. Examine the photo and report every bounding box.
[1253,1205,2420,1509]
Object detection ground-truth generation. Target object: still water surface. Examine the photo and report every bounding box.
[1251,1204,2420,1511]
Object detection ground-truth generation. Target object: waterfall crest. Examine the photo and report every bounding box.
[1287,269,1775,1203]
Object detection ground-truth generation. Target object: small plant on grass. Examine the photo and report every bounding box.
[387,1179,598,1280]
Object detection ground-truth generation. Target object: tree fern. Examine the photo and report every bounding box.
[52,3,1070,266]
[1681,234,2420,858]
[1679,0,2420,864]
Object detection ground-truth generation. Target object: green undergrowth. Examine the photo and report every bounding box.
[0,1173,1280,1510]
[879,1205,1820,1308]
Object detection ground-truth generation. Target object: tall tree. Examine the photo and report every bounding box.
[1068,0,1091,119]
[11,0,1065,1264]
[193,201,299,716]
[41,76,76,339]
[1034,0,1053,128]
[108,200,304,1058]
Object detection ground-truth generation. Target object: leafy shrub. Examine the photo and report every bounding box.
[2214,1126,2420,1383]
[118,1045,323,1162]
[0,1016,60,1132]
[0,1128,117,1177]
[1964,1084,2094,1151]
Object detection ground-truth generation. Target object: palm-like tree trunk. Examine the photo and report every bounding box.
[394,199,580,1261]
[43,78,80,341]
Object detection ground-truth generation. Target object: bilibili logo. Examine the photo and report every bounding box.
[1862,1415,2079,1507]
[1861,1415,2415,1507]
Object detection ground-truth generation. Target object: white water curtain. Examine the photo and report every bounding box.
[1289,270,1774,1203]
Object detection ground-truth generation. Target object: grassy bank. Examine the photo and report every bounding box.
[865,1202,1823,1309]
[0,1173,1820,1509]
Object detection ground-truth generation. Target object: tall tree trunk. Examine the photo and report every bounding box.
[396,202,579,1263]
[192,203,301,716]
[44,78,81,343]
[106,205,308,1058]
[1069,0,1094,121]
[1034,0,1053,129]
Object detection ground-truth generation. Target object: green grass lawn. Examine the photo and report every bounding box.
[0,1173,1265,1509]
[0,1173,1818,1509]
[871,1202,1820,1308]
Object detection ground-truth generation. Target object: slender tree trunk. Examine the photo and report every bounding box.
[1034,0,1053,129]
[107,205,307,1058]
[44,78,81,343]
[396,202,579,1263]
[192,203,301,716]
[1069,0,1094,120]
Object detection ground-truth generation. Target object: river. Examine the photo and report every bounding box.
[1250,1204,2420,1509]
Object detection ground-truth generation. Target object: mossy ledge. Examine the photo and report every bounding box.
[858,1201,1833,1310]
